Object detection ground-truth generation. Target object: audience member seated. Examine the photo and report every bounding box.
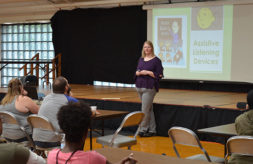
[0,142,45,164]
[21,75,45,100]
[0,78,39,142]
[65,85,78,103]
[228,89,253,164]
[47,101,137,164]
[32,76,78,148]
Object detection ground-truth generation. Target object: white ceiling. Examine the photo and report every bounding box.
[0,0,231,24]
[0,0,156,23]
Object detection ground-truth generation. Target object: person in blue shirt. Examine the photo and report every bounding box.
[65,86,78,103]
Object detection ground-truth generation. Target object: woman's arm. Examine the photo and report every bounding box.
[142,70,155,78]
[106,153,137,164]
[15,95,39,114]
[135,58,143,77]
[27,150,46,164]
[136,70,155,78]
[135,70,141,76]
[153,58,164,79]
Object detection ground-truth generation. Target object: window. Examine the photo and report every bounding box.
[0,23,54,87]
[0,23,133,88]
[94,81,135,88]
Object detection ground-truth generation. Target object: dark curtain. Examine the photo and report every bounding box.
[51,6,147,84]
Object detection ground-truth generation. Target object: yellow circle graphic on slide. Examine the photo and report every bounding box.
[197,8,215,29]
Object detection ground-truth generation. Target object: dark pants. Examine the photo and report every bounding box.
[34,141,61,148]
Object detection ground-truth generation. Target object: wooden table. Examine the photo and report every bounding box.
[89,109,129,150]
[197,123,237,156]
[197,123,236,138]
[96,147,216,164]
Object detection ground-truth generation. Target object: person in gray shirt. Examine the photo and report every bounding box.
[0,78,39,142]
[32,76,75,148]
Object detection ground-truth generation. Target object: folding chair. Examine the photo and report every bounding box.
[0,111,35,148]
[225,135,253,164]
[27,114,63,154]
[96,111,144,150]
[168,126,224,163]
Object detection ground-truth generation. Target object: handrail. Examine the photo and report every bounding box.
[19,53,40,78]
[18,53,61,88]
[40,53,62,87]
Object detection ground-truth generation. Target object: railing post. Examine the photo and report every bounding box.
[35,54,39,81]
[24,65,27,76]
[19,53,39,80]
[46,64,49,85]
[30,63,34,75]
[40,53,62,88]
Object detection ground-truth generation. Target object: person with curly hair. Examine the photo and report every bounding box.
[47,102,137,164]
[0,78,39,141]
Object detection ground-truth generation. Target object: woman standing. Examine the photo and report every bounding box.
[135,41,163,137]
[0,78,39,141]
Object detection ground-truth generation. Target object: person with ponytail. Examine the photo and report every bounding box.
[0,78,39,141]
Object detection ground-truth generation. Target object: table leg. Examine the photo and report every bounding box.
[90,122,93,150]
[224,137,229,157]
[102,120,104,136]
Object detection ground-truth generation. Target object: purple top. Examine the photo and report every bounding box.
[135,57,163,92]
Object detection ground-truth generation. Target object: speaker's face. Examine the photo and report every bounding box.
[143,43,153,56]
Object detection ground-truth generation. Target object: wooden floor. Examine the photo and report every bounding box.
[0,84,246,109]
[69,84,246,109]
[84,136,224,158]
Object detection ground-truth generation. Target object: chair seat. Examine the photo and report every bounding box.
[187,154,225,163]
[4,135,34,148]
[0,111,35,148]
[35,145,60,151]
[95,111,144,149]
[96,134,136,148]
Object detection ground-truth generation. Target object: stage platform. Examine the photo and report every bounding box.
[71,85,246,143]
[65,84,246,110]
[0,84,247,142]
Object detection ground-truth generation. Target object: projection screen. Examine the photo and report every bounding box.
[144,0,253,83]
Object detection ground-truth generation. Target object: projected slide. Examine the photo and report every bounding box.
[155,16,187,68]
[153,5,233,81]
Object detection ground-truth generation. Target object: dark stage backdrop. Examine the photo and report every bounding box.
[51,6,147,84]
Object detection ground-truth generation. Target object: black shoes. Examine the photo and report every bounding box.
[143,132,156,137]
[138,131,145,137]
[138,131,156,137]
